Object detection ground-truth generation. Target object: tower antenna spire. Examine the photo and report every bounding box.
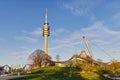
[45,8,48,24]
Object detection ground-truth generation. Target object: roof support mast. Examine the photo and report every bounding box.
[82,36,94,61]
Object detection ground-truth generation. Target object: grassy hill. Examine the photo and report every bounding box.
[9,67,111,80]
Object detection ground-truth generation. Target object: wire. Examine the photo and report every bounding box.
[90,41,113,59]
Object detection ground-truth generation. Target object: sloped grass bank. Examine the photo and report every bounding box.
[9,67,111,80]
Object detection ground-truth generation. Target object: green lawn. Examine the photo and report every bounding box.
[9,67,111,80]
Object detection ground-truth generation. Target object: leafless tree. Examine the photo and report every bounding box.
[28,49,44,68]
[28,49,51,68]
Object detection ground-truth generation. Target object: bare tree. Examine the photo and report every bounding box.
[28,49,51,68]
[41,54,51,67]
[28,49,44,68]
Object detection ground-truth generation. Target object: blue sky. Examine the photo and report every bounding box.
[0,0,120,66]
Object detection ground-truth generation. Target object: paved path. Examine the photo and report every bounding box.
[110,77,120,80]
[0,74,42,80]
[0,75,25,80]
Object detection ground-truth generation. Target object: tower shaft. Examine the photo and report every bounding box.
[43,8,50,55]
[44,35,48,55]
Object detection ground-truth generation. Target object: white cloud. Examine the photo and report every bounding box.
[90,16,97,21]
[49,21,120,53]
[49,44,73,50]
[112,50,120,54]
[91,39,112,46]
[30,27,42,36]
[113,12,120,20]
[23,27,42,36]
[105,1,120,9]
[81,21,120,39]
[16,36,38,43]
[11,47,33,60]
[63,0,102,15]
[51,28,69,37]
[48,21,120,62]
[20,46,31,51]
[104,12,120,29]
[15,20,120,62]
[63,3,86,15]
